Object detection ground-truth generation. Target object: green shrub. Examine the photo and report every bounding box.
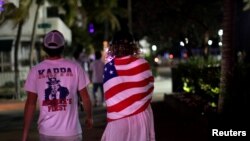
[173,56,221,105]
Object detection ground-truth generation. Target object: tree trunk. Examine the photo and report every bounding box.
[127,0,132,33]
[29,3,41,68]
[218,0,236,115]
[203,31,209,60]
[14,20,24,99]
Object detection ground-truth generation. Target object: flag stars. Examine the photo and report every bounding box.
[103,60,118,83]
[109,70,114,75]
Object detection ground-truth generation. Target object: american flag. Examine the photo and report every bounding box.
[103,56,154,122]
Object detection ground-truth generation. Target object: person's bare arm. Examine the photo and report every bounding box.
[22,92,37,141]
[79,87,93,128]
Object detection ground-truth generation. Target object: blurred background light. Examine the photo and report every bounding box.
[185,38,189,44]
[88,23,95,34]
[0,0,5,12]
[180,41,185,47]
[152,45,157,51]
[219,41,223,47]
[208,40,213,46]
[218,29,223,36]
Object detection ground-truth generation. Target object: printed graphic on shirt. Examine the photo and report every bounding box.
[38,67,73,79]
[45,77,69,100]
[39,67,74,112]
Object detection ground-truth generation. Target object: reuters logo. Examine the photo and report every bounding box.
[212,129,247,137]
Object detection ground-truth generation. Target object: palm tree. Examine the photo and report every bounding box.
[0,3,17,24]
[86,0,126,40]
[14,0,32,99]
[47,0,78,27]
[127,0,132,32]
[29,0,79,66]
[217,0,250,128]
[29,0,44,68]
[0,0,32,99]
[243,0,250,10]
[218,0,235,114]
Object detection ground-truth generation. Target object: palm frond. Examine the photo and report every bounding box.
[11,0,32,27]
[243,0,250,11]
[0,2,17,25]
[64,0,78,27]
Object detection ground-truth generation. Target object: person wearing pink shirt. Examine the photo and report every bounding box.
[22,30,93,141]
[89,50,105,106]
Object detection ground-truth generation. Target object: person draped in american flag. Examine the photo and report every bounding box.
[101,30,155,141]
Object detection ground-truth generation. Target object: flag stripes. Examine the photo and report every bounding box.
[103,56,154,121]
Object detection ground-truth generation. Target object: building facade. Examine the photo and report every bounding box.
[0,0,72,86]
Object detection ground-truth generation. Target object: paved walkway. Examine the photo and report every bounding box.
[0,100,211,141]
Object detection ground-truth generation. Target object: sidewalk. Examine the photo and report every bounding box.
[0,100,211,141]
[0,99,25,113]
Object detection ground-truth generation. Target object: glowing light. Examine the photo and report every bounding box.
[88,23,94,33]
[183,52,188,58]
[209,102,217,108]
[154,57,159,63]
[169,54,174,59]
[0,0,5,12]
[180,41,185,47]
[140,48,146,54]
[218,42,222,47]
[208,40,213,46]
[152,45,157,51]
[185,38,189,44]
[183,82,192,93]
[218,29,223,36]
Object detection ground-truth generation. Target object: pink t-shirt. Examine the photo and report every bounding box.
[90,59,105,83]
[24,58,90,136]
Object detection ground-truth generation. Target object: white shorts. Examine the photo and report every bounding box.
[101,105,155,141]
[39,133,82,141]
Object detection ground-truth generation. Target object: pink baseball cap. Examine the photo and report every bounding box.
[43,30,65,49]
